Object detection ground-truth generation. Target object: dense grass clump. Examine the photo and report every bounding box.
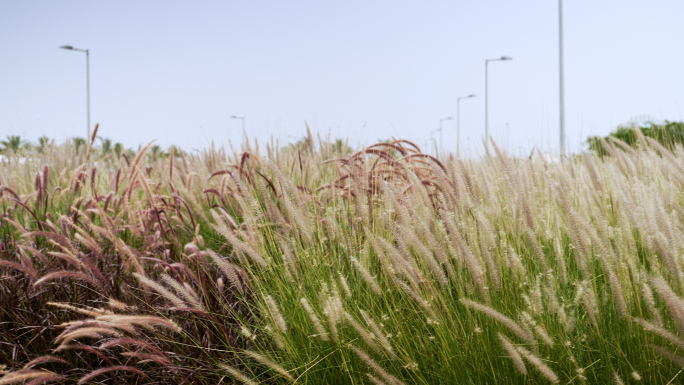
[2,129,684,384]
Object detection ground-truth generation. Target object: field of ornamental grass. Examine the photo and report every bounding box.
[2,128,684,384]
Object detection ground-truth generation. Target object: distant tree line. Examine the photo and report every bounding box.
[0,135,181,162]
[587,120,684,156]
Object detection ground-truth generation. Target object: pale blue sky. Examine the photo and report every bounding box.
[1,1,683,155]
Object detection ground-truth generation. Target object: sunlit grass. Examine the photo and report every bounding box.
[1,130,684,383]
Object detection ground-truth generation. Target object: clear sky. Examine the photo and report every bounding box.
[1,1,683,155]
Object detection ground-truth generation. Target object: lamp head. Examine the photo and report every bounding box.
[468,94,477,98]
[500,56,513,61]
[60,45,74,50]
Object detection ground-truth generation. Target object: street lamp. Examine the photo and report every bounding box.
[230,115,245,132]
[439,117,453,155]
[60,45,91,140]
[485,56,512,141]
[559,0,566,157]
[457,94,476,157]
[430,128,441,156]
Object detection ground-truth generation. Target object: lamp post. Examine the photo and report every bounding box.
[457,94,476,157]
[439,116,453,155]
[430,128,441,156]
[230,115,245,132]
[60,45,90,140]
[485,56,512,141]
[559,0,566,157]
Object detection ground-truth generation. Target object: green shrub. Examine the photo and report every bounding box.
[587,120,684,156]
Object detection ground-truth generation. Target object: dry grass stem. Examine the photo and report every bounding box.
[219,364,259,385]
[245,350,294,381]
[498,333,526,374]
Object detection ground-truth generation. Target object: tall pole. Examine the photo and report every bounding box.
[440,120,443,155]
[430,128,440,156]
[559,0,566,156]
[231,115,245,132]
[457,94,476,157]
[485,60,489,140]
[86,49,91,140]
[484,56,512,142]
[60,45,91,139]
[457,100,461,156]
[438,117,453,156]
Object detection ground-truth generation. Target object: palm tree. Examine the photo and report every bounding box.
[333,138,353,154]
[72,137,86,154]
[114,143,124,158]
[149,145,163,161]
[100,138,113,155]
[37,136,51,153]
[0,135,27,154]
[285,136,314,153]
